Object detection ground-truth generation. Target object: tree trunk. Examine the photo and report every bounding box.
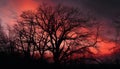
[54,48,60,64]
[54,54,60,64]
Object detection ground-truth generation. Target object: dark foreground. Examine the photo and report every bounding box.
[0,52,118,69]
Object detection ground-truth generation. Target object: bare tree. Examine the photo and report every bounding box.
[14,4,99,64]
[0,19,9,53]
[14,10,49,63]
[5,25,18,55]
[35,4,99,64]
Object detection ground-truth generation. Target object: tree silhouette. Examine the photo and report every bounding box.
[13,4,100,64]
[13,10,50,64]
[0,19,9,53]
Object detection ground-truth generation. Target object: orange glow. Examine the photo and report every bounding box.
[98,41,115,54]
[18,0,38,11]
[90,37,115,55]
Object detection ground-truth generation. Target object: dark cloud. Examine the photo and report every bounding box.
[81,0,120,18]
[34,0,120,19]
[0,0,9,7]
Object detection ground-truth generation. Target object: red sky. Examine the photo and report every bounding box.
[0,0,117,56]
[0,0,39,26]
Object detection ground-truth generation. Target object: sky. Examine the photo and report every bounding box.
[0,0,120,55]
[0,0,120,25]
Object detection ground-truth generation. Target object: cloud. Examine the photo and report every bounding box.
[0,0,84,26]
[0,0,41,26]
[81,0,120,18]
[0,0,118,39]
[0,0,9,7]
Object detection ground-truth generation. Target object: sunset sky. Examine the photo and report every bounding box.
[0,0,120,55]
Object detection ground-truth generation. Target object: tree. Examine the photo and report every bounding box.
[0,19,9,53]
[14,4,99,64]
[6,25,17,54]
[14,10,49,63]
